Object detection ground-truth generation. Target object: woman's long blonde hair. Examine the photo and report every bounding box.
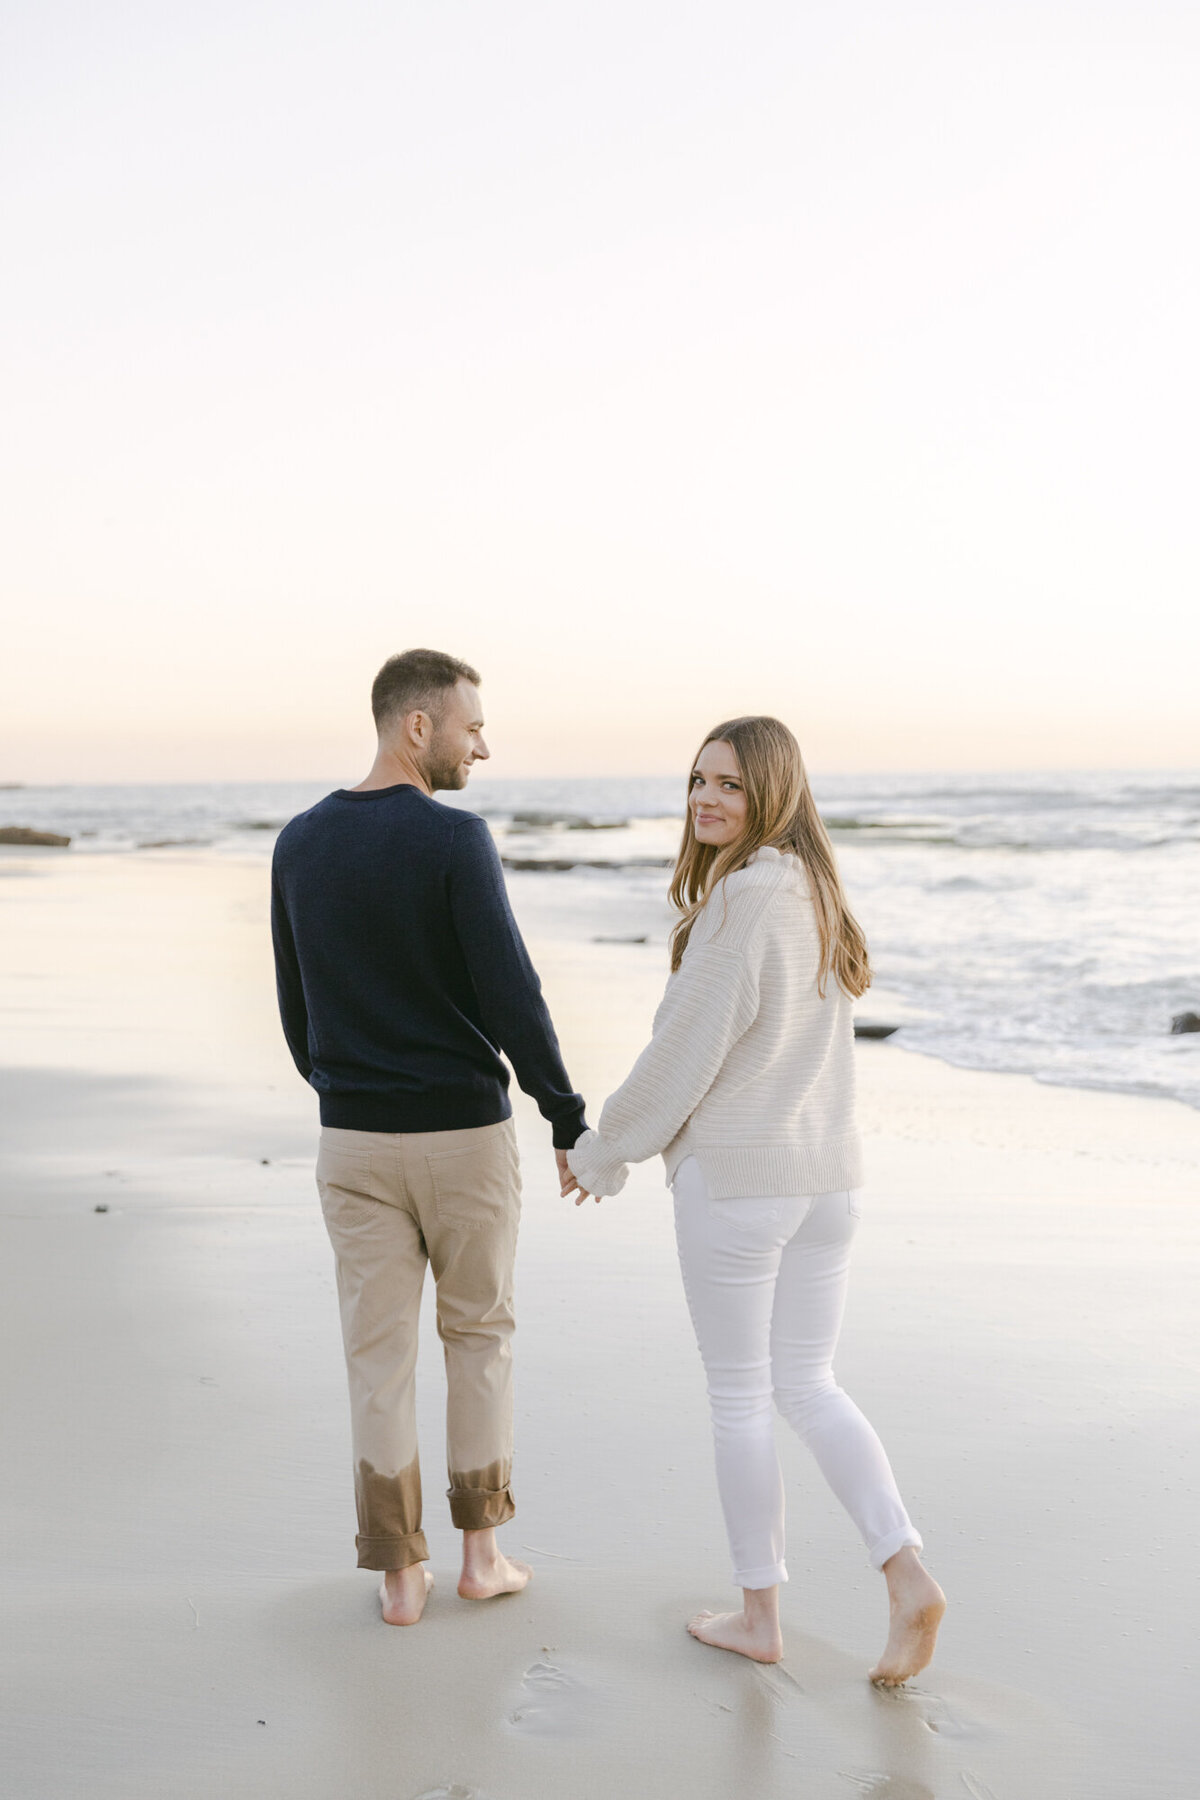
[668,715,871,998]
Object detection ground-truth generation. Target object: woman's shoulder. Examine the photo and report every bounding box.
[693,849,811,950]
[719,846,811,903]
[723,849,805,892]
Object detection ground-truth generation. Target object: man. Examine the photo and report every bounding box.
[271,648,586,1625]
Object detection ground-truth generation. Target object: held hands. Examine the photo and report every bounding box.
[555,1146,600,1206]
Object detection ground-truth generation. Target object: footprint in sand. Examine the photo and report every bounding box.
[506,1658,596,1737]
[838,1777,936,1800]
[959,1777,999,1800]
[910,1691,986,1741]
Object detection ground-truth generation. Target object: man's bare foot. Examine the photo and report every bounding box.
[458,1526,532,1600]
[687,1586,783,1664]
[870,1548,946,1685]
[379,1564,434,1626]
[458,1552,532,1599]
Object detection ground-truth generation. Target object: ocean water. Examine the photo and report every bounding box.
[3,771,1198,1112]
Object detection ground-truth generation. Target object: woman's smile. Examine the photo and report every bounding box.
[690,739,748,845]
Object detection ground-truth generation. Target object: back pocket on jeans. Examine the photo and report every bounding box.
[315,1138,373,1200]
[426,1124,520,1231]
[706,1194,785,1235]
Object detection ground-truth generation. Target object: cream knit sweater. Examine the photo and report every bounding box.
[566,846,863,1200]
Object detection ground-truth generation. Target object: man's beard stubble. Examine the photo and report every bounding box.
[425,729,469,793]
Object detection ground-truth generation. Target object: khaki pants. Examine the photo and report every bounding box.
[316,1117,522,1571]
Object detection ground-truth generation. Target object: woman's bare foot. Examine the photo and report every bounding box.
[379,1564,434,1626]
[457,1526,533,1600]
[870,1548,946,1685]
[687,1586,783,1664]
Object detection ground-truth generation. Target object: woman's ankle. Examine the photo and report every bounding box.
[742,1584,780,1624]
[882,1546,923,1587]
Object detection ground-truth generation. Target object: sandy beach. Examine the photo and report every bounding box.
[2,843,1198,1799]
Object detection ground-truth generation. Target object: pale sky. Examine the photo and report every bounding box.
[3,0,1198,781]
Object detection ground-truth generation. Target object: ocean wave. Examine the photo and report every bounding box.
[502,856,672,872]
[506,808,630,831]
[897,1032,1200,1112]
[137,837,214,849]
[824,815,945,831]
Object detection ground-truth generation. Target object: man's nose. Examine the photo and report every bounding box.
[475,737,491,760]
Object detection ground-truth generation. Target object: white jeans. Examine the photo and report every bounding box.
[672,1156,922,1590]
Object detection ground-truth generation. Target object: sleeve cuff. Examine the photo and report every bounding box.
[566,1127,630,1197]
[551,1104,588,1150]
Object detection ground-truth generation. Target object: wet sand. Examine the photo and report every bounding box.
[1,847,1198,1798]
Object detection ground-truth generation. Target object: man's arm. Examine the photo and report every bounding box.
[270,863,313,1082]
[447,817,586,1147]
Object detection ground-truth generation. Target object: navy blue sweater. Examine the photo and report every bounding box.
[270,783,586,1146]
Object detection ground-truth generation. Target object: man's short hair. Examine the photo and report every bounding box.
[371,648,481,732]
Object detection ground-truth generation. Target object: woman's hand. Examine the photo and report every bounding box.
[556,1147,600,1205]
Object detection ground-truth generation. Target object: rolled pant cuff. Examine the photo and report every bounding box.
[734,1563,789,1590]
[869,1525,923,1572]
[447,1484,516,1531]
[356,1528,429,1572]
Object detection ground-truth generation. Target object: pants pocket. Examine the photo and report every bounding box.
[316,1135,373,1200]
[426,1122,520,1231]
[706,1194,785,1235]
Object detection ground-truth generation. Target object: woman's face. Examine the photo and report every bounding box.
[690,739,748,846]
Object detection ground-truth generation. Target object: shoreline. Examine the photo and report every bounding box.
[5,835,1197,1119]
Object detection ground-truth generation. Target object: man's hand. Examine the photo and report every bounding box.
[556,1147,599,1206]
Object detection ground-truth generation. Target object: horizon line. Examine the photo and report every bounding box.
[3,764,1199,789]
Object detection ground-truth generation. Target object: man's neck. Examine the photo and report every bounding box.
[351,746,431,795]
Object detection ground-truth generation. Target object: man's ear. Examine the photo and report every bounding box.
[405,708,432,747]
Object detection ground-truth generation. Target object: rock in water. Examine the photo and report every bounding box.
[1170,1011,1200,1034]
[854,1022,900,1040]
[502,857,578,872]
[0,826,71,847]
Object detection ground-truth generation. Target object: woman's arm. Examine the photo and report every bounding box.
[566,939,759,1196]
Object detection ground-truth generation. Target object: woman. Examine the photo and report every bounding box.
[564,717,945,1680]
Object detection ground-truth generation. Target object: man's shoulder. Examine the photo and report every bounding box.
[273,791,340,858]
[273,788,490,877]
[363,786,487,839]
[423,793,486,832]
[278,786,478,832]
[440,803,502,874]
